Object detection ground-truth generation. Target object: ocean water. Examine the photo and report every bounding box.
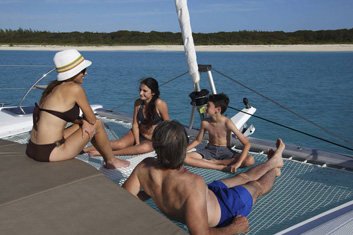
[0,50,352,155]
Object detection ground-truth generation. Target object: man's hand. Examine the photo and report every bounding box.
[230,216,249,234]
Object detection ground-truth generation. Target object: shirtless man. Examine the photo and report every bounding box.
[123,121,284,234]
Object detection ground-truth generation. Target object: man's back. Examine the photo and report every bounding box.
[123,120,254,234]
[124,157,222,229]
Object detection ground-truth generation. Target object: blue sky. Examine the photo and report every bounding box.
[0,0,352,33]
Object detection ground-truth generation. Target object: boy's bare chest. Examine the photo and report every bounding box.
[208,122,228,136]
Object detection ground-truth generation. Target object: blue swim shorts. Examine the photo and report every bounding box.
[196,144,236,160]
[208,180,253,227]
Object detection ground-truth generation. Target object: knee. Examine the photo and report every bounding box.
[140,143,153,153]
[242,155,255,167]
[248,181,263,197]
[95,119,103,127]
[93,119,104,130]
[111,140,126,150]
[238,172,252,183]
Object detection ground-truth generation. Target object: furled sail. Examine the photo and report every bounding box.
[175,0,200,91]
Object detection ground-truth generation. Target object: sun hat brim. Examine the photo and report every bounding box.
[57,59,92,81]
[54,49,92,81]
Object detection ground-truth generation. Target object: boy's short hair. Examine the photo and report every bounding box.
[152,120,189,169]
[208,93,230,114]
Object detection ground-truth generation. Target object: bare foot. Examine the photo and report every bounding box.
[105,158,130,169]
[267,148,282,177]
[88,150,101,157]
[266,138,285,169]
[266,148,275,159]
[276,138,285,152]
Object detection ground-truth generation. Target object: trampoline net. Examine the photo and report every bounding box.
[5,119,353,234]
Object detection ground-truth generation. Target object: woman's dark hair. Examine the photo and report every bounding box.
[141,77,160,128]
[39,77,75,104]
[152,120,189,169]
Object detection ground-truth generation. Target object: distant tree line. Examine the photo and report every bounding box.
[0,28,352,46]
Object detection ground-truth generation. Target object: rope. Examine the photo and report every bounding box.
[0,88,29,90]
[212,67,353,149]
[228,105,353,152]
[110,71,189,111]
[101,119,119,140]
[0,65,51,67]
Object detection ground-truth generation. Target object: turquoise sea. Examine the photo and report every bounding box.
[0,50,352,155]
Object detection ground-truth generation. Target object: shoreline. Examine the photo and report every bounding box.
[1,44,353,52]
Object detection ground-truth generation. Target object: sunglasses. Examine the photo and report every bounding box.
[81,68,87,74]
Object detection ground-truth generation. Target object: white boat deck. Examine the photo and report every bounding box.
[277,201,353,235]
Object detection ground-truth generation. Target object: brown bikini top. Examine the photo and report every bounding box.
[33,103,80,131]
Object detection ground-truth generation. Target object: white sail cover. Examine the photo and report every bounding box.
[175,0,200,88]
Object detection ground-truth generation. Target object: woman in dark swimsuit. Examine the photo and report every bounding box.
[26,49,129,169]
[84,77,170,156]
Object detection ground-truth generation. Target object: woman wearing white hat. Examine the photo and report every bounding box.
[26,49,130,169]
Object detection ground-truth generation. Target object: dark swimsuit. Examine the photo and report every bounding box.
[26,103,80,162]
[133,101,163,142]
[137,102,163,125]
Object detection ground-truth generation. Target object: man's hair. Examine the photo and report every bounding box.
[152,120,189,169]
[208,93,230,114]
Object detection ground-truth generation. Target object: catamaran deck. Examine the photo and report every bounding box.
[0,139,186,235]
[2,114,353,234]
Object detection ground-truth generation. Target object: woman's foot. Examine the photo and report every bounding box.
[88,150,101,157]
[105,158,130,169]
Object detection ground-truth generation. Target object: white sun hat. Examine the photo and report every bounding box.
[53,49,92,81]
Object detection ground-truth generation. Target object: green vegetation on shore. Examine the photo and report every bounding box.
[1,28,352,46]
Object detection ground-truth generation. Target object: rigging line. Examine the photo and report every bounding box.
[212,67,353,147]
[228,105,353,152]
[0,65,51,67]
[0,88,29,90]
[110,71,189,111]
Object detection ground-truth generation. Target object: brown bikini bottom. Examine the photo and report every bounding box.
[26,138,65,162]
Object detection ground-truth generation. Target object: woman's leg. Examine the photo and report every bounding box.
[63,124,80,138]
[112,140,154,156]
[86,129,135,157]
[50,120,130,169]
[88,120,130,168]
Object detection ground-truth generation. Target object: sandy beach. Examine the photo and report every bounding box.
[1,44,353,52]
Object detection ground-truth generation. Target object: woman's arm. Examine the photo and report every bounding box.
[156,98,170,121]
[132,100,141,145]
[72,84,96,125]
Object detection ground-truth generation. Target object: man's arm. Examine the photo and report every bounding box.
[209,216,249,235]
[122,165,142,198]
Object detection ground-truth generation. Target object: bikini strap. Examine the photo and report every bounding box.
[38,105,64,118]
[33,103,40,131]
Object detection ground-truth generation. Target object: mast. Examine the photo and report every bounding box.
[175,0,200,92]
